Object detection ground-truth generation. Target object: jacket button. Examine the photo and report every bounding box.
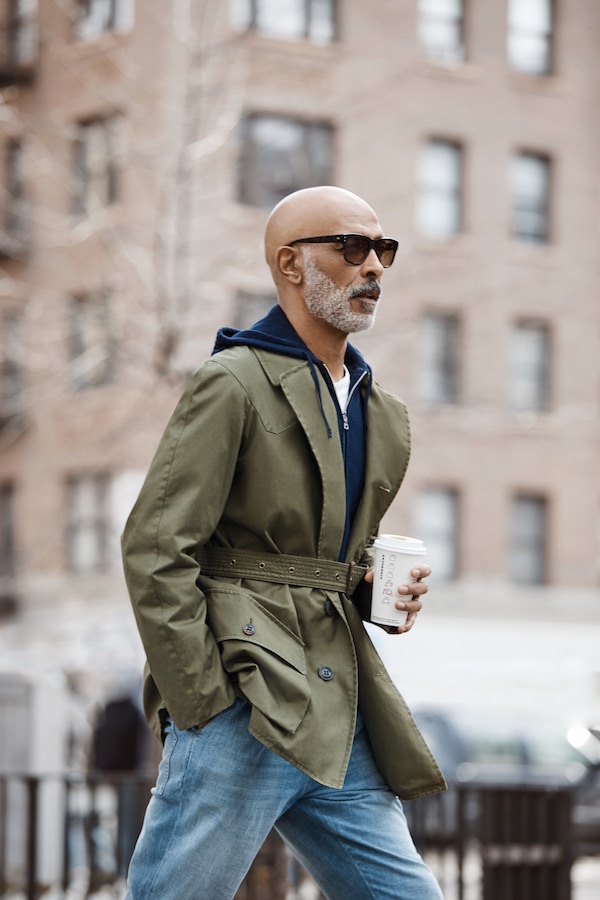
[324,599,336,617]
[318,666,334,681]
[242,623,256,636]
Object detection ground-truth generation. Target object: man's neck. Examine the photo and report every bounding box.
[284,306,348,381]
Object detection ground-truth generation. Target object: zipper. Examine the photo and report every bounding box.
[343,372,368,428]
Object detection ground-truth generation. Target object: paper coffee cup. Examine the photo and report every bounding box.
[371,534,427,627]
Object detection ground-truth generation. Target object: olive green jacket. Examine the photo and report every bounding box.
[121,345,445,800]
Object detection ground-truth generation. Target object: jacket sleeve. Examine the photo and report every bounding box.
[121,360,247,729]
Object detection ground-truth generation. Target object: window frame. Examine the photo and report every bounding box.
[419,310,461,406]
[509,319,551,413]
[511,150,552,244]
[74,115,121,216]
[238,113,334,209]
[9,0,38,68]
[231,0,337,44]
[417,138,464,239]
[510,493,548,585]
[69,288,115,392]
[418,0,465,65]
[4,140,27,238]
[0,312,24,415]
[507,0,554,76]
[415,486,460,581]
[75,0,134,41]
[66,473,111,574]
[0,483,16,578]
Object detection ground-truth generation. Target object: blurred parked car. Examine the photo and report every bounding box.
[414,706,589,784]
[410,706,600,855]
[572,727,600,856]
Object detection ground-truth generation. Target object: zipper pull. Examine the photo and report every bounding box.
[342,411,349,430]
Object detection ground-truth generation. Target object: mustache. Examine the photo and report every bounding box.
[348,281,382,301]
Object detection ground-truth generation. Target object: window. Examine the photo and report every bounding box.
[70,290,115,391]
[508,0,553,75]
[75,0,134,41]
[238,114,333,209]
[74,116,121,215]
[234,292,276,329]
[0,484,16,577]
[66,474,111,573]
[509,321,550,412]
[418,0,464,64]
[231,0,336,44]
[415,487,459,580]
[4,141,27,238]
[511,151,551,243]
[8,0,38,68]
[0,313,24,416]
[417,139,463,238]
[511,495,547,584]
[419,312,461,405]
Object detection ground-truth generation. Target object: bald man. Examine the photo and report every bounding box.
[122,186,445,899]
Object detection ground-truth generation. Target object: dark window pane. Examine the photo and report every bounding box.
[419,312,461,405]
[511,152,551,243]
[238,115,333,209]
[510,321,550,412]
[511,495,547,584]
[419,0,465,64]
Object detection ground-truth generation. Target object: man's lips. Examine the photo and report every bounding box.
[351,287,380,303]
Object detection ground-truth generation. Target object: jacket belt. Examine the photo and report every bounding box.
[196,546,368,597]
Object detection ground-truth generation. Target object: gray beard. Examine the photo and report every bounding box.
[302,254,379,334]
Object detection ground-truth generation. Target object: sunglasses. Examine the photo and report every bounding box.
[288,233,398,268]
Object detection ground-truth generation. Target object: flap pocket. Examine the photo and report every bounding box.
[205,588,309,734]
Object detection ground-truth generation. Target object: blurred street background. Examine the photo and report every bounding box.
[0,0,599,897]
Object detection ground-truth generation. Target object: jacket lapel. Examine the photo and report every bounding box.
[346,381,411,563]
[254,350,411,564]
[255,350,347,559]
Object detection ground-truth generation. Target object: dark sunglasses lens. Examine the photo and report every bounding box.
[377,240,397,267]
[343,236,397,266]
[343,235,371,264]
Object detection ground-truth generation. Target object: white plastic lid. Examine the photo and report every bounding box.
[373,534,427,554]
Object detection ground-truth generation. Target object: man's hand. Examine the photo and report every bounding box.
[364,564,431,634]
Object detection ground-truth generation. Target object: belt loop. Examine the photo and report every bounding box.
[345,560,356,597]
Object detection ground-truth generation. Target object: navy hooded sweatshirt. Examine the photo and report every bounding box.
[212,305,372,561]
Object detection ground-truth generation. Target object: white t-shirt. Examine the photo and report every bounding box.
[333,366,350,411]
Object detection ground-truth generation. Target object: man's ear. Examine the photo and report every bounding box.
[276,246,303,285]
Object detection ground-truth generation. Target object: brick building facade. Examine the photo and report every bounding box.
[0,1,598,723]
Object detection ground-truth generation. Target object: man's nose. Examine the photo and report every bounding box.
[360,248,384,278]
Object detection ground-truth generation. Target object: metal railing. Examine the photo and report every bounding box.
[0,771,152,899]
[0,773,580,899]
[405,783,574,900]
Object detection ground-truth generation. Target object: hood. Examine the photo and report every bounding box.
[212,305,372,437]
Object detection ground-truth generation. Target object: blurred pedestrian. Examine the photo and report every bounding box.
[90,686,148,883]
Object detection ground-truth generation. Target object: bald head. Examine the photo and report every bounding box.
[264,186,382,280]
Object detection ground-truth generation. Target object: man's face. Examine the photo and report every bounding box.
[302,251,382,334]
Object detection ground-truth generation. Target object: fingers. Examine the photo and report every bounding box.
[392,565,431,634]
[397,577,428,600]
[392,596,422,633]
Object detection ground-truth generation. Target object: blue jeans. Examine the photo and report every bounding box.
[126,699,442,899]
